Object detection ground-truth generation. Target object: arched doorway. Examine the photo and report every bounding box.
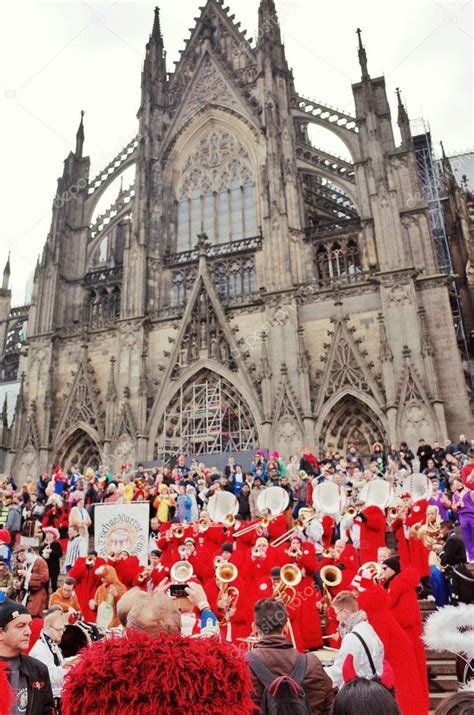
[154,369,257,462]
[54,428,102,471]
[318,394,386,460]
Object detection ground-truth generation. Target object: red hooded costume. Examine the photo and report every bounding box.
[387,567,429,707]
[358,585,429,715]
[68,556,106,622]
[355,505,386,564]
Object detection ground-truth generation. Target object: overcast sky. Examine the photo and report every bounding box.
[0,0,472,304]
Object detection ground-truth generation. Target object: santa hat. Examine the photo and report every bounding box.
[61,630,254,715]
[0,529,11,544]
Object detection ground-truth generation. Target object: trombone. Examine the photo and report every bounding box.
[271,513,315,549]
[234,515,272,538]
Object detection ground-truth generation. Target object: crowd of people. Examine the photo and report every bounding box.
[0,435,473,714]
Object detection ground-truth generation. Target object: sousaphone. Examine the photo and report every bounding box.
[401,473,433,502]
[359,478,392,509]
[207,491,239,523]
[312,481,346,515]
[256,486,290,516]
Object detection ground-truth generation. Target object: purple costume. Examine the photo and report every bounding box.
[456,490,474,561]
[429,494,449,521]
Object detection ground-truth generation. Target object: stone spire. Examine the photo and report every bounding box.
[142,6,167,105]
[356,28,369,81]
[396,88,411,147]
[106,356,118,401]
[2,252,10,290]
[75,110,85,159]
[258,0,288,71]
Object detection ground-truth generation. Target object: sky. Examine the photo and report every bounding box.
[0,0,472,304]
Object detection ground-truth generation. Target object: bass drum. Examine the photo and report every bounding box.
[60,621,107,658]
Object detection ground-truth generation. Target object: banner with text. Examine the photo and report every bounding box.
[94,503,150,565]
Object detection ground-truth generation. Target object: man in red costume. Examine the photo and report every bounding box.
[381,556,429,711]
[354,503,386,564]
[109,550,140,588]
[68,551,106,622]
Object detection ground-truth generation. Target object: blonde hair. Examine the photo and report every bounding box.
[126,592,181,636]
[332,590,358,613]
[116,588,149,627]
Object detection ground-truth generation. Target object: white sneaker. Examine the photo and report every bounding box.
[426,595,436,602]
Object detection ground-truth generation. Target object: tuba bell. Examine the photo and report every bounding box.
[216,563,239,620]
[320,564,343,588]
[273,563,302,604]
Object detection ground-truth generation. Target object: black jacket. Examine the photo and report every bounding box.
[440,530,467,567]
[8,653,54,714]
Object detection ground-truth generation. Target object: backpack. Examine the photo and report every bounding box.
[246,652,312,715]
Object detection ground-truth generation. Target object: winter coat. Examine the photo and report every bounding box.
[325,619,384,687]
[248,635,334,715]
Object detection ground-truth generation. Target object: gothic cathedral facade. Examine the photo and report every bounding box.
[4,1,473,476]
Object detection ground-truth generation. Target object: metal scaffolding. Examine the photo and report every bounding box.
[157,374,256,462]
[412,122,470,364]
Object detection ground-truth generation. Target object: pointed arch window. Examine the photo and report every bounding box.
[176,130,257,251]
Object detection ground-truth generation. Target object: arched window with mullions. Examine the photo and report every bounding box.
[176,130,258,252]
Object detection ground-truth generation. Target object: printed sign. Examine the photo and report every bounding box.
[94,503,150,565]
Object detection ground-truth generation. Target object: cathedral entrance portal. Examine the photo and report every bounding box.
[154,370,257,463]
[319,394,386,461]
[54,428,102,471]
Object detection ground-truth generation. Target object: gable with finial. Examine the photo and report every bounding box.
[397,346,438,440]
[165,49,259,143]
[314,316,384,414]
[54,356,104,441]
[272,364,305,433]
[169,0,255,95]
[112,392,138,442]
[18,401,41,452]
[148,237,255,418]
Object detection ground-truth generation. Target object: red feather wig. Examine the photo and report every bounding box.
[0,661,14,715]
[62,630,255,715]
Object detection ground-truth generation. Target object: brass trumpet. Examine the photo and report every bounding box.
[85,556,95,566]
[344,506,357,517]
[360,561,384,580]
[287,545,302,559]
[224,513,236,527]
[172,525,185,539]
[107,551,117,560]
[138,568,151,584]
[198,517,210,532]
[322,548,334,558]
[387,507,399,519]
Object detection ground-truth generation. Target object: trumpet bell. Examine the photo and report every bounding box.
[345,506,357,517]
[320,564,343,587]
[170,560,194,584]
[216,562,238,583]
[359,561,384,580]
[224,513,236,526]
